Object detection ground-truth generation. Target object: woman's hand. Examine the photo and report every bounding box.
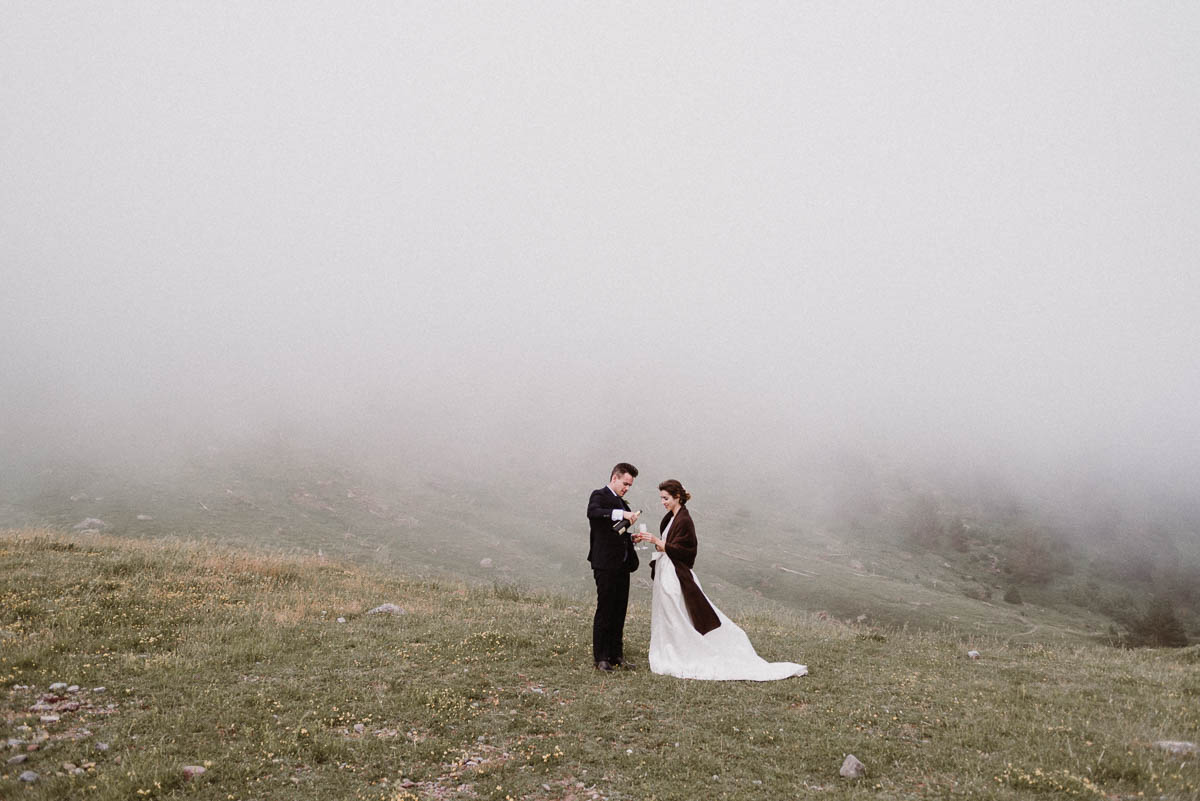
[635,533,666,551]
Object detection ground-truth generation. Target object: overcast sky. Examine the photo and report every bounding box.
[3,3,1198,489]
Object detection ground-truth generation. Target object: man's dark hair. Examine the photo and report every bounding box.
[610,462,638,480]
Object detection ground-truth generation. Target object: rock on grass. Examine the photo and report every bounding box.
[367,603,406,615]
[840,754,866,779]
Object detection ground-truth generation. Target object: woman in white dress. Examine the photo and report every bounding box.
[633,480,807,681]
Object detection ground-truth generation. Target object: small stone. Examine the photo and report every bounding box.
[67,685,80,693]
[480,558,493,568]
[7,738,25,749]
[40,715,60,724]
[1155,740,1199,756]
[95,743,110,752]
[19,770,39,782]
[49,683,68,692]
[336,617,347,624]
[8,754,28,765]
[967,650,980,659]
[840,754,867,779]
[136,514,154,521]
[353,724,365,734]
[93,687,106,693]
[182,765,207,779]
[367,603,407,616]
[73,518,107,531]
[63,762,78,772]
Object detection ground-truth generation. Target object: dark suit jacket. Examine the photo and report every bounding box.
[660,506,720,635]
[586,487,640,572]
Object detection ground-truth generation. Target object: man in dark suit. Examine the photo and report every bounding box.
[587,462,641,671]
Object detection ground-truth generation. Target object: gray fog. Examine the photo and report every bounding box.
[3,4,1199,503]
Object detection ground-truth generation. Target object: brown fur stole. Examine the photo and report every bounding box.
[653,507,720,635]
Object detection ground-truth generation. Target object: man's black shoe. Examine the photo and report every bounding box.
[595,660,614,672]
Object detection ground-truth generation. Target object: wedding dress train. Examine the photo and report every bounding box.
[648,552,808,681]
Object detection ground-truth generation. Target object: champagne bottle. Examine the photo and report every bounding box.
[612,511,642,535]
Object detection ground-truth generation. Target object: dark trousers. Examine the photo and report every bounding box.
[592,568,630,664]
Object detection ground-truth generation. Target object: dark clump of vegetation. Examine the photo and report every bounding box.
[1001,527,1075,585]
[1129,596,1190,648]
[1003,586,1023,605]
[900,494,944,550]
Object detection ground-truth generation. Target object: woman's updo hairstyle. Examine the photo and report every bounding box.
[658,479,691,505]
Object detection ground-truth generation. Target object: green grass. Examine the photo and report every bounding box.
[2,529,1198,800]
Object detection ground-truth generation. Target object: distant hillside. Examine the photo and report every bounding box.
[1,440,1196,647]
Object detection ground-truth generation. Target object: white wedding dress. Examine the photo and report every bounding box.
[648,551,808,681]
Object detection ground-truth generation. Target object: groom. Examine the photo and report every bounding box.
[586,462,642,671]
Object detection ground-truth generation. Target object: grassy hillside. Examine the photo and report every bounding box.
[0,446,1159,649]
[3,529,1198,800]
[0,445,587,590]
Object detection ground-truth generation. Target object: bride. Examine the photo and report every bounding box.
[633,480,808,681]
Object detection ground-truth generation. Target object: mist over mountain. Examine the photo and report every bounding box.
[3,5,1199,642]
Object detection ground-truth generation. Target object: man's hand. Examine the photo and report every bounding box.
[626,510,641,525]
